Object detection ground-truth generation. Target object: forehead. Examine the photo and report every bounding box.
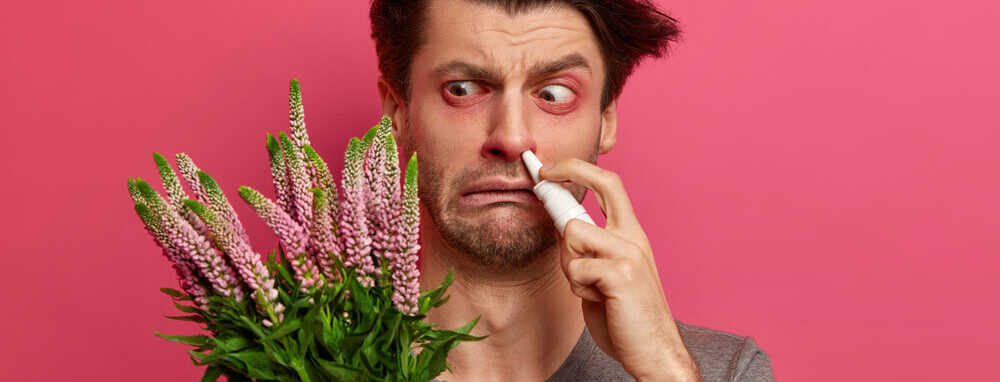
[414,0,604,79]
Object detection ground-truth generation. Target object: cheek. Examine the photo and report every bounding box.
[415,95,490,148]
[530,114,604,160]
[408,99,482,174]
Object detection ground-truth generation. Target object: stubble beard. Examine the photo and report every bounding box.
[401,114,559,273]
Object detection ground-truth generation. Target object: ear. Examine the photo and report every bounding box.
[598,99,618,154]
[376,76,407,137]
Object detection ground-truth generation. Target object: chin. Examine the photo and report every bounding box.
[439,207,558,270]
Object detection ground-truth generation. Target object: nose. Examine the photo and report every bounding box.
[481,93,536,161]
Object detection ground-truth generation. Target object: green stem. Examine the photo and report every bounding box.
[293,363,312,382]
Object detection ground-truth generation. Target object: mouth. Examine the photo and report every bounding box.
[459,179,538,207]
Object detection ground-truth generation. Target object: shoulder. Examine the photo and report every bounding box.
[675,320,775,382]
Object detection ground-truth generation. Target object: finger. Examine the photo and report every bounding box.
[539,158,644,240]
[565,257,625,301]
[561,218,640,262]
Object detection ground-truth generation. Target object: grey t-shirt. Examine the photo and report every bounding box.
[433,320,774,381]
[546,320,774,381]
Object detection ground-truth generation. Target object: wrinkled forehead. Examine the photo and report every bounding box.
[413,0,605,82]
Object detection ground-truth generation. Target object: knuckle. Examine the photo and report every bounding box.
[563,218,585,237]
[567,258,582,275]
[601,169,622,186]
[627,243,644,260]
[616,260,636,282]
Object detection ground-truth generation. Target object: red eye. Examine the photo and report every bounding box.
[533,84,578,114]
[442,81,487,106]
[537,84,574,103]
[445,81,483,97]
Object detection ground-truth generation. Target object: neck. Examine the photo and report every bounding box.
[417,215,585,381]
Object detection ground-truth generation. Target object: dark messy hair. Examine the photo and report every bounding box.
[370,0,681,110]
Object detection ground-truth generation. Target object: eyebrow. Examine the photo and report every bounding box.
[529,53,591,79]
[431,53,592,82]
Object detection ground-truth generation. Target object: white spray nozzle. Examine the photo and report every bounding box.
[521,150,543,184]
[520,149,595,234]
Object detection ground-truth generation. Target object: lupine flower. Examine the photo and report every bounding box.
[239,186,323,291]
[196,170,251,245]
[364,122,391,275]
[392,154,421,315]
[176,153,209,204]
[279,132,314,228]
[308,188,340,283]
[266,133,293,214]
[303,145,339,229]
[132,79,487,382]
[130,182,211,310]
[154,153,209,236]
[288,79,311,153]
[338,138,375,287]
[135,179,244,301]
[186,172,284,324]
[153,153,189,210]
[288,80,323,189]
[381,127,405,271]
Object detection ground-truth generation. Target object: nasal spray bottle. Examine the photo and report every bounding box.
[521,150,596,235]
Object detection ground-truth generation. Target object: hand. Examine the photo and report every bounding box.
[539,158,701,382]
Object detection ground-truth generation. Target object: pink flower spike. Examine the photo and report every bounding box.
[266,133,293,215]
[135,179,245,303]
[309,188,341,283]
[175,153,209,204]
[184,198,283,323]
[392,153,421,315]
[279,132,314,228]
[133,198,211,310]
[288,79,311,151]
[364,128,391,274]
[239,186,323,292]
[339,137,375,287]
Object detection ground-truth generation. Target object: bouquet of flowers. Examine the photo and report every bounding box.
[127,79,483,381]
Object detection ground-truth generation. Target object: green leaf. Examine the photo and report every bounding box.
[265,318,301,340]
[188,349,208,366]
[160,287,184,297]
[165,315,207,323]
[399,328,413,371]
[154,332,210,347]
[200,365,223,382]
[213,335,253,352]
[426,343,450,378]
[315,359,361,382]
[419,268,454,314]
[381,312,402,352]
[296,321,314,359]
[173,300,201,314]
[347,280,373,315]
[229,351,280,380]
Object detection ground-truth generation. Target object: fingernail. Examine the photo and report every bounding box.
[541,163,553,171]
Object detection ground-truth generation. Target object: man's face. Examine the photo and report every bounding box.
[391,0,615,272]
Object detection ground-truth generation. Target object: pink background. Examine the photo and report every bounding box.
[2,0,997,380]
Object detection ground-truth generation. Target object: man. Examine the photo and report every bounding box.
[369,0,775,381]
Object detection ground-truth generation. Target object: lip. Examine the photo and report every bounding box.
[459,178,539,207]
[461,179,536,196]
